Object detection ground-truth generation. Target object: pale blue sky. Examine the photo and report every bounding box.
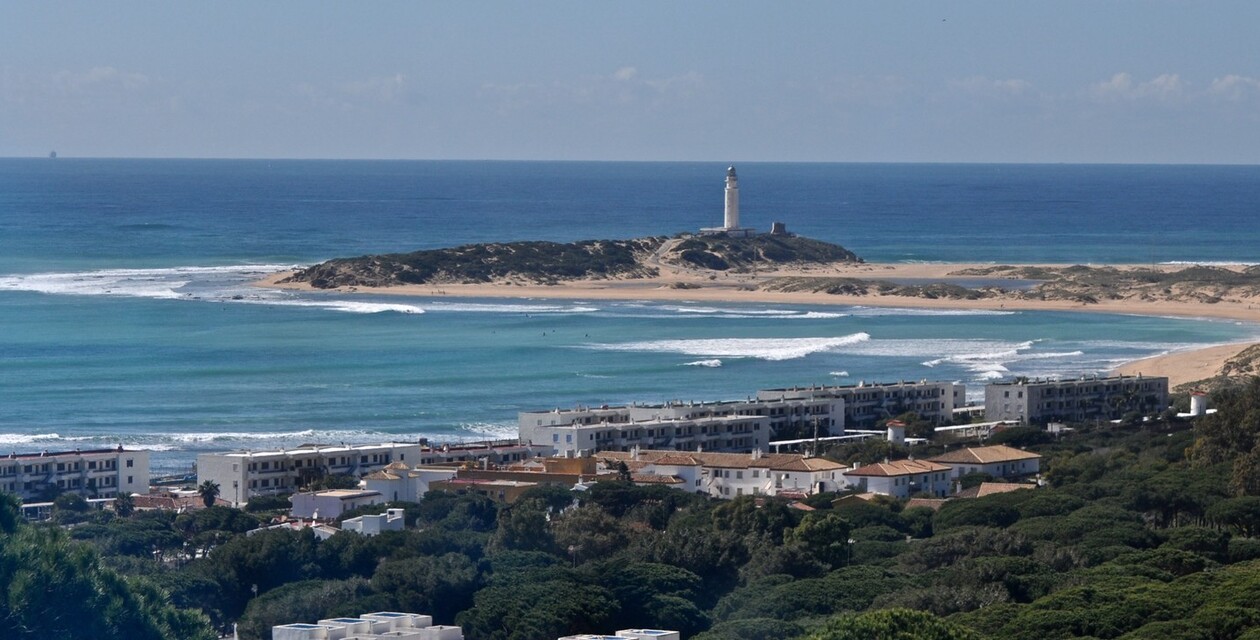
[3,2,1259,162]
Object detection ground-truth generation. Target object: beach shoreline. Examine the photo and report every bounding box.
[256,261,1260,388]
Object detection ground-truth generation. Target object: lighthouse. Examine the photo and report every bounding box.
[723,166,740,230]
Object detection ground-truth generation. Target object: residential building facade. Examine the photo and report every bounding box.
[984,375,1169,425]
[197,440,546,506]
[519,396,842,456]
[757,380,965,427]
[0,448,149,501]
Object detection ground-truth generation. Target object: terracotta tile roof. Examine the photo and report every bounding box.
[955,482,1034,499]
[905,498,949,511]
[788,501,816,511]
[364,471,401,480]
[596,449,840,472]
[384,461,411,471]
[631,474,684,485]
[132,495,225,510]
[928,445,1041,465]
[844,459,951,477]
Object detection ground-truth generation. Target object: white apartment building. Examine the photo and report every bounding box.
[985,375,1169,425]
[595,449,847,499]
[0,448,149,501]
[198,443,423,506]
[199,440,548,506]
[758,380,966,427]
[520,396,842,456]
[841,459,953,498]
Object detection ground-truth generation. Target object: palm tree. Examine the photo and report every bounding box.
[113,492,135,518]
[197,480,220,508]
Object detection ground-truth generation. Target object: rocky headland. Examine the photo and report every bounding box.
[280,233,862,288]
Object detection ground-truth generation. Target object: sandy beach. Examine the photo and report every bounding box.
[257,261,1260,388]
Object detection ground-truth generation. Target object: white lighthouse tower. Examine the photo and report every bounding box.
[723,166,740,230]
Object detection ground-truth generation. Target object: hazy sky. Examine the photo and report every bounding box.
[4,2,1259,163]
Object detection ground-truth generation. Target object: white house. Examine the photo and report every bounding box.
[595,449,847,499]
[363,464,459,503]
[290,489,383,520]
[342,508,405,536]
[841,459,953,498]
[927,444,1041,479]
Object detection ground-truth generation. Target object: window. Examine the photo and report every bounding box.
[736,471,743,479]
[126,459,134,468]
[126,476,133,484]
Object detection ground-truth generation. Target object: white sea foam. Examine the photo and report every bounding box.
[978,371,1006,380]
[423,302,599,314]
[0,433,67,445]
[241,299,427,314]
[455,422,519,440]
[684,359,723,368]
[0,264,300,300]
[830,371,850,377]
[589,333,871,361]
[659,305,848,319]
[847,306,1016,317]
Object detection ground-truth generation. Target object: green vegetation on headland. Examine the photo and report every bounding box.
[768,263,1260,307]
[285,237,664,288]
[7,380,1260,639]
[282,233,862,288]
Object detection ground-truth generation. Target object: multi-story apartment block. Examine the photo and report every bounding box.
[984,375,1169,425]
[519,396,842,456]
[198,440,547,506]
[757,380,966,427]
[0,448,149,502]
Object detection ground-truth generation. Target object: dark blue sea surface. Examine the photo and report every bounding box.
[1,159,1257,471]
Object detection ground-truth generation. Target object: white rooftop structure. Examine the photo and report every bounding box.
[273,612,457,640]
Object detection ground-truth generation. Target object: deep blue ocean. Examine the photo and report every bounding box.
[2,160,1258,472]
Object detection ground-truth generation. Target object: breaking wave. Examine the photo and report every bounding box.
[683,359,724,368]
[588,333,872,361]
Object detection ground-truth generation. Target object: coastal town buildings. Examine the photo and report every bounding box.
[984,375,1169,425]
[756,380,966,428]
[198,440,545,506]
[273,611,461,640]
[594,449,848,499]
[927,444,1042,479]
[519,396,842,457]
[0,447,149,502]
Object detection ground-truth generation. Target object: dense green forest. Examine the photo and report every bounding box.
[5,380,1260,640]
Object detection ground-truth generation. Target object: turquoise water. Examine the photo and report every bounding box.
[1,160,1257,472]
